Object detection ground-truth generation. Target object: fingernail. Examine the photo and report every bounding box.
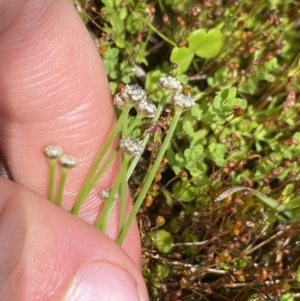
[63,261,141,301]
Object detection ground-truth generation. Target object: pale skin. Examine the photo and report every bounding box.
[0,0,148,300]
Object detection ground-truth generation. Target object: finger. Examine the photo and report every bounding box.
[0,177,148,301]
[0,0,140,261]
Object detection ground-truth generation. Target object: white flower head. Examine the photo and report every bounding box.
[59,154,77,169]
[113,92,126,109]
[100,188,119,202]
[135,99,157,118]
[120,84,146,104]
[120,137,143,157]
[157,75,182,92]
[171,92,195,112]
[44,145,63,159]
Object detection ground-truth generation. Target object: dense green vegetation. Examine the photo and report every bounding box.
[74,1,300,300]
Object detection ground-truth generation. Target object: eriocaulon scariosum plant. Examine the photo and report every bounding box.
[44,75,194,245]
[44,146,77,206]
[44,145,63,202]
[118,77,195,245]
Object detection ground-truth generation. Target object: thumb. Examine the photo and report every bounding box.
[0,177,148,301]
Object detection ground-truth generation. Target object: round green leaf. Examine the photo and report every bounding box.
[172,180,200,202]
[187,29,224,59]
[151,230,174,253]
[170,47,194,74]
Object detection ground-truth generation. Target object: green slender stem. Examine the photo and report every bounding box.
[72,106,131,215]
[86,149,118,198]
[127,115,142,135]
[126,94,170,181]
[96,156,131,231]
[119,167,127,236]
[56,168,69,207]
[118,110,182,245]
[122,114,129,137]
[146,22,176,47]
[129,5,175,46]
[47,159,57,202]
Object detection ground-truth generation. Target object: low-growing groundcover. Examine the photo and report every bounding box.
[73,1,300,300]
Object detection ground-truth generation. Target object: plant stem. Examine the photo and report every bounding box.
[127,115,142,134]
[95,155,131,232]
[128,6,176,47]
[146,23,176,47]
[87,149,118,197]
[119,166,127,236]
[126,94,169,181]
[118,110,182,245]
[56,168,69,207]
[47,159,57,202]
[72,106,131,215]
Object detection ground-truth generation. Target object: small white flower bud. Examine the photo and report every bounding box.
[135,99,157,118]
[44,145,63,159]
[59,155,77,168]
[113,93,126,109]
[120,137,143,157]
[171,92,195,112]
[100,188,119,201]
[246,221,254,228]
[120,84,146,104]
[157,75,182,92]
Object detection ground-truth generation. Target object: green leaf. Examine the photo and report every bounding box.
[206,143,226,166]
[212,87,247,112]
[106,12,124,35]
[170,47,194,74]
[213,94,222,109]
[101,0,114,9]
[188,161,207,180]
[103,47,119,59]
[296,266,300,282]
[161,188,174,206]
[155,264,170,280]
[222,98,247,112]
[187,29,224,59]
[191,103,207,121]
[282,183,294,197]
[207,66,230,87]
[151,230,174,253]
[172,179,200,202]
[285,195,300,211]
[119,7,128,20]
[292,132,300,155]
[184,145,204,161]
[182,119,195,137]
[115,36,126,48]
[280,293,294,301]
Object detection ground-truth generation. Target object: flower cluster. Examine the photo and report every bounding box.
[114,84,146,108]
[157,75,195,112]
[114,84,157,118]
[135,98,156,118]
[171,92,195,112]
[100,188,119,202]
[44,145,63,159]
[59,154,77,169]
[44,145,77,169]
[158,75,182,92]
[120,136,143,157]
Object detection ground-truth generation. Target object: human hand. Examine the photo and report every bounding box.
[0,0,148,300]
